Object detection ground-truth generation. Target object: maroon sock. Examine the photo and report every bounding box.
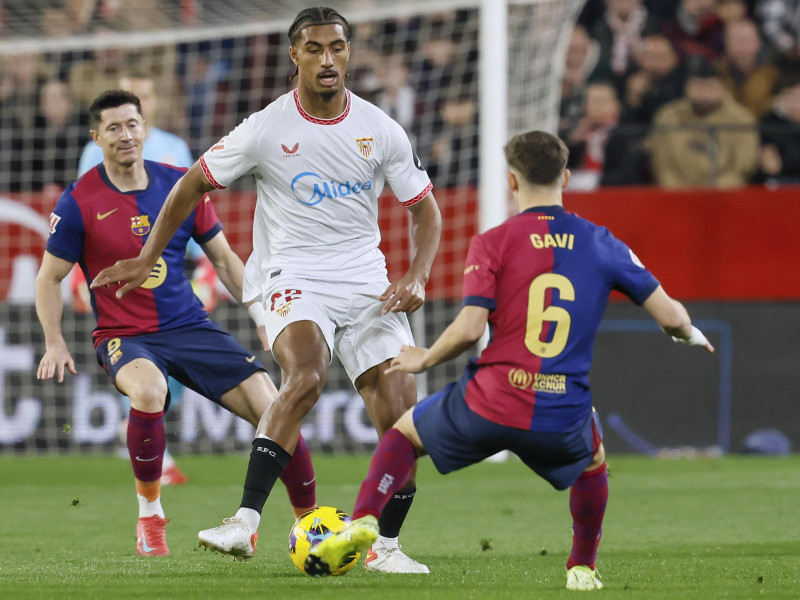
[127,408,165,483]
[353,428,416,520]
[567,462,608,571]
[278,433,316,510]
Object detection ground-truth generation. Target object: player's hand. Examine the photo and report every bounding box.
[37,341,77,382]
[672,325,715,354]
[90,257,153,298]
[256,325,270,352]
[379,274,426,315]
[385,345,428,374]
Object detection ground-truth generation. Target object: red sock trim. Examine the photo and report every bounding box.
[581,461,607,479]
[130,408,164,420]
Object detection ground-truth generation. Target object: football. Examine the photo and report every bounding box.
[288,506,361,576]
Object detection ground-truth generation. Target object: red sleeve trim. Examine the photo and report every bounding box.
[400,182,433,207]
[199,156,227,190]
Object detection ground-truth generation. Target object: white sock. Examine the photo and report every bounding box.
[377,535,399,549]
[162,448,176,470]
[137,494,165,519]
[235,507,261,531]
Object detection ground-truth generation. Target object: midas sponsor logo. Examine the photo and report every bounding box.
[530,233,574,250]
[290,171,373,206]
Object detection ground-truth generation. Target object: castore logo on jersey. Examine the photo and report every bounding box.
[290,171,373,206]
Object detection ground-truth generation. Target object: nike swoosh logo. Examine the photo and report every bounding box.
[141,533,156,553]
[246,356,256,363]
[97,208,119,220]
[135,455,158,462]
[302,478,315,487]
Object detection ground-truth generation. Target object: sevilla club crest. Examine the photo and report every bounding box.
[355,137,374,159]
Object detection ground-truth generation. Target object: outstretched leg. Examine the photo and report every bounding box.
[566,445,607,591]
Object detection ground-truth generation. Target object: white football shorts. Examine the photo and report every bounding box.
[262,274,415,383]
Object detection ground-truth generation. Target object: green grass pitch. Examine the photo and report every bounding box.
[2,453,799,599]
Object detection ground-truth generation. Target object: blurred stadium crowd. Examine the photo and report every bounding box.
[1,0,799,195]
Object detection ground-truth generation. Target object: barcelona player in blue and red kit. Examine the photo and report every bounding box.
[306,131,714,588]
[35,90,316,558]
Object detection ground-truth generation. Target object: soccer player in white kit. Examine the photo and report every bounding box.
[93,7,442,573]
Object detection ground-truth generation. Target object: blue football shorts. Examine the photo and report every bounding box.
[413,381,602,491]
[95,320,265,411]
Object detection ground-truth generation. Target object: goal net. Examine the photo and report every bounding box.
[0,0,585,455]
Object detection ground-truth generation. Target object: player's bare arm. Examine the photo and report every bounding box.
[201,232,245,303]
[202,232,270,351]
[386,305,488,374]
[90,163,215,297]
[35,252,78,382]
[642,285,715,353]
[379,194,442,314]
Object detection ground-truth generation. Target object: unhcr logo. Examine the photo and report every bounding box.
[508,368,533,390]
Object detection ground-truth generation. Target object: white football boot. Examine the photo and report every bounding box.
[198,517,258,561]
[364,538,430,574]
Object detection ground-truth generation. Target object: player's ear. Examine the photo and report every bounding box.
[562,169,571,190]
[507,170,518,192]
[289,45,299,66]
[90,129,101,146]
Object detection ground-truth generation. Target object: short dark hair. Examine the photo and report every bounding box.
[89,89,142,128]
[288,7,350,45]
[504,131,569,186]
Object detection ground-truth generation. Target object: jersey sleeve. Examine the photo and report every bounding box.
[382,118,433,207]
[192,194,223,244]
[461,233,498,311]
[45,191,85,264]
[198,116,259,189]
[602,229,660,304]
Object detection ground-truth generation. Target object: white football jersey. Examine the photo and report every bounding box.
[199,89,433,301]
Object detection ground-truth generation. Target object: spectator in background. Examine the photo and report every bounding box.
[411,13,478,121]
[0,52,52,131]
[714,0,750,24]
[714,18,780,117]
[78,73,194,175]
[9,79,88,192]
[588,0,661,88]
[649,55,758,188]
[68,26,132,113]
[662,0,725,59]
[420,89,479,189]
[374,51,417,136]
[757,73,800,183]
[622,33,686,123]
[559,25,601,139]
[756,0,800,64]
[565,81,621,190]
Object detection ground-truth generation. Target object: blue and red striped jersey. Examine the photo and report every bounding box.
[461,205,660,432]
[46,160,222,345]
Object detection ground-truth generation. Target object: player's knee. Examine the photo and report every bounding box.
[127,385,167,413]
[280,369,325,413]
[586,443,606,471]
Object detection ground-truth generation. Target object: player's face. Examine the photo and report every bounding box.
[91,103,145,167]
[291,24,350,98]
